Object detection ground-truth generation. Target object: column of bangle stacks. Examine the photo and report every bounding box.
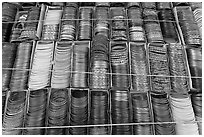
[78,7,93,40]
[9,42,33,91]
[51,42,72,88]
[10,10,29,42]
[148,43,171,94]
[89,90,110,135]
[157,3,179,43]
[90,35,109,89]
[90,5,110,90]
[19,6,41,40]
[71,42,89,88]
[2,2,18,42]
[111,7,127,41]
[41,6,62,41]
[110,42,130,89]
[111,90,132,135]
[176,6,201,46]
[2,43,18,91]
[69,89,89,135]
[46,89,69,135]
[29,41,54,90]
[186,48,202,92]
[167,43,190,98]
[150,93,176,135]
[2,91,27,135]
[127,4,146,42]
[94,6,109,38]
[142,2,164,43]
[130,42,149,92]
[131,93,154,135]
[169,95,199,135]
[59,5,77,41]
[24,89,48,135]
